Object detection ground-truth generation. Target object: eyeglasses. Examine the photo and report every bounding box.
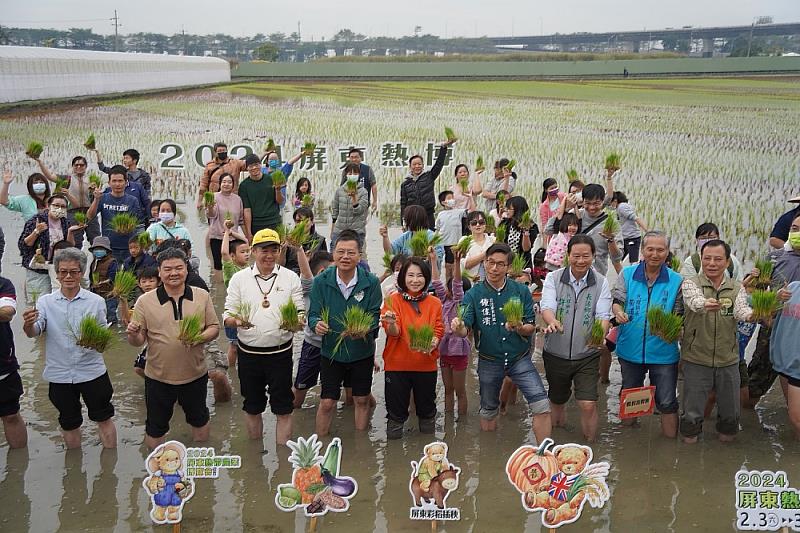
[334,250,360,257]
[469,220,486,226]
[583,200,603,208]
[486,260,507,269]
[57,270,82,277]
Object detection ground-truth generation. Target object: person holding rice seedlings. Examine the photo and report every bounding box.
[280,207,327,276]
[18,194,82,303]
[126,247,219,450]
[544,212,579,271]
[540,235,612,442]
[330,162,370,249]
[206,173,244,278]
[611,231,683,438]
[400,137,457,230]
[339,147,378,213]
[539,178,566,247]
[22,248,117,450]
[768,278,800,440]
[380,256,445,438]
[308,230,382,437]
[451,163,480,212]
[261,148,306,215]
[460,210,495,282]
[220,231,251,367]
[87,165,144,263]
[380,253,408,298]
[451,243,552,440]
[222,228,303,444]
[88,236,119,325]
[1,168,51,222]
[238,154,285,242]
[196,142,247,208]
[435,189,474,281]
[499,196,539,271]
[380,205,445,270]
[122,233,157,277]
[680,240,755,444]
[292,249,334,408]
[292,177,314,209]
[610,191,648,265]
[118,266,160,378]
[0,276,28,448]
[94,147,151,204]
[480,158,516,214]
[488,189,509,229]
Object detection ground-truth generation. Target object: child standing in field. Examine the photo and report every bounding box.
[436,190,473,282]
[119,266,159,378]
[88,236,118,325]
[122,233,156,276]
[431,246,471,415]
[221,226,251,367]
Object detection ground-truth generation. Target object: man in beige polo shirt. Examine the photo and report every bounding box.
[126,247,220,450]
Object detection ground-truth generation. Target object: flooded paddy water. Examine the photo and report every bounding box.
[0,81,798,532]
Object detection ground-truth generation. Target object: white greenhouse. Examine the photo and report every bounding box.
[0,46,231,103]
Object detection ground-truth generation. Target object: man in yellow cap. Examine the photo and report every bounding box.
[223,228,303,445]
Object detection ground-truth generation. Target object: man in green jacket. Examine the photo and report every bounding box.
[680,240,754,444]
[308,230,381,436]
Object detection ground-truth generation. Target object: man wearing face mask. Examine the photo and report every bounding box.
[339,148,378,214]
[330,163,369,249]
[196,142,246,209]
[401,137,457,230]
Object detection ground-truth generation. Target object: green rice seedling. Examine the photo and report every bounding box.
[485,217,496,235]
[382,251,393,272]
[301,193,313,207]
[30,289,41,306]
[88,173,103,188]
[110,213,139,234]
[178,312,205,346]
[25,141,43,159]
[751,289,781,322]
[84,133,96,150]
[279,299,303,332]
[408,323,436,353]
[379,206,394,227]
[224,210,233,223]
[345,179,358,194]
[510,254,526,276]
[271,170,287,188]
[566,168,579,181]
[222,260,242,283]
[111,269,138,299]
[454,235,473,256]
[602,209,620,236]
[456,304,467,321]
[475,155,485,172]
[408,230,442,257]
[754,258,773,287]
[274,224,288,244]
[320,307,331,327]
[203,191,215,208]
[332,306,374,354]
[73,211,87,225]
[563,254,570,267]
[605,152,621,172]
[506,159,516,171]
[54,177,69,194]
[555,307,565,325]
[458,176,470,193]
[670,255,682,272]
[444,127,457,141]
[137,231,152,250]
[518,209,534,230]
[306,237,321,252]
[587,319,606,347]
[231,301,255,328]
[647,306,684,344]
[264,138,277,152]
[494,224,507,243]
[383,294,395,313]
[91,272,100,286]
[75,315,115,352]
[501,297,524,327]
[286,219,311,247]
[302,142,317,155]
[497,191,507,208]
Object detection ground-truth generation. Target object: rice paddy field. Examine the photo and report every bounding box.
[0,77,799,532]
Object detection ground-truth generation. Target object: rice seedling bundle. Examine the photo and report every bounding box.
[301,193,313,207]
[562,254,570,267]
[382,251,393,272]
[231,301,255,328]
[510,254,526,276]
[25,141,43,159]
[264,138,277,152]
[602,210,620,235]
[30,289,41,306]
[605,152,621,172]
[456,304,467,321]
[84,133,96,150]
[494,224,507,243]
[518,210,534,230]
[110,213,139,234]
[408,230,442,258]
[224,210,233,222]
[88,173,103,188]
[286,219,311,247]
[501,297,524,327]
[137,231,152,250]
[302,141,317,155]
[669,255,682,272]
[754,258,773,287]
[332,306,374,354]
[54,177,69,194]
[178,312,205,345]
[73,211,87,225]
[458,176,470,192]
[275,224,288,244]
[485,217,497,235]
[111,269,138,299]
[203,190,215,208]
[407,323,436,353]
[587,319,605,347]
[646,306,683,343]
[345,179,358,194]
[506,159,516,171]
[566,168,579,181]
[379,205,395,227]
[75,315,114,352]
[271,170,287,188]
[475,155,485,172]
[454,235,473,255]
[222,260,243,282]
[444,127,457,141]
[279,299,303,332]
[320,307,331,326]
[750,289,781,322]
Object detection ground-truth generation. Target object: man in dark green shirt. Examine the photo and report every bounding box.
[238,154,284,241]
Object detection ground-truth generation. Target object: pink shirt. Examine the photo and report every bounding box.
[539,191,566,228]
[208,192,244,239]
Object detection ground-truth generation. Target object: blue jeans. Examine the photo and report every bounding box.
[618,358,679,414]
[105,296,118,325]
[477,353,550,419]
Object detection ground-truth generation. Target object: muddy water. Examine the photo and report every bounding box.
[0,201,797,533]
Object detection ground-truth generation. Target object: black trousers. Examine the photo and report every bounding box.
[385,370,437,423]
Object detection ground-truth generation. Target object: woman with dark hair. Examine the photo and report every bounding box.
[460,210,495,282]
[292,177,314,209]
[610,191,648,264]
[539,177,565,247]
[147,199,193,249]
[451,164,479,211]
[1,170,51,221]
[206,173,244,275]
[499,196,539,269]
[380,256,444,439]
[380,205,444,267]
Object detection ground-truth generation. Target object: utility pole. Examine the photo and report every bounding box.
[181,25,187,55]
[297,20,301,42]
[747,19,755,57]
[111,10,121,51]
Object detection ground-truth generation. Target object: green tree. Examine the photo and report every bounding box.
[253,42,279,61]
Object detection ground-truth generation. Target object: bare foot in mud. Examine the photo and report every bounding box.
[718,433,736,443]
[682,435,698,444]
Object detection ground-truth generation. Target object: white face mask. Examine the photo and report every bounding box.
[159,212,175,223]
[445,199,456,208]
[346,174,359,183]
[32,183,47,194]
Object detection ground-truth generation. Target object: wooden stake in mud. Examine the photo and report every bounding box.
[309,516,317,532]
[172,522,181,533]
[431,518,437,531]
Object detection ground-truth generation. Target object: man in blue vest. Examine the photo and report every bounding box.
[612,231,683,438]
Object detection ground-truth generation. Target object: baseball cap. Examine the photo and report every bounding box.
[251,229,281,248]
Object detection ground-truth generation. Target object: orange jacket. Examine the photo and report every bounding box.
[381,292,445,372]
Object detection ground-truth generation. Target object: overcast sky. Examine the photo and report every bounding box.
[1,1,796,39]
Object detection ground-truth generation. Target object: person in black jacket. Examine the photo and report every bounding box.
[400,137,456,229]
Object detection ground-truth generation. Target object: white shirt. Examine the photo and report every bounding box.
[336,268,359,300]
[435,208,467,246]
[541,267,613,320]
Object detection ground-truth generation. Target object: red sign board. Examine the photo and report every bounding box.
[619,385,656,419]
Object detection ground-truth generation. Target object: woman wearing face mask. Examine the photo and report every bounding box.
[146,199,193,249]
[261,149,305,214]
[1,170,52,221]
[680,222,743,280]
[539,178,565,248]
[18,194,82,302]
[206,174,244,276]
[330,163,369,249]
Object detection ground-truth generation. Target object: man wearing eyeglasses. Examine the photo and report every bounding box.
[451,243,552,442]
[22,248,117,450]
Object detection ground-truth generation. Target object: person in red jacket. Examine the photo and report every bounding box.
[380,257,444,439]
